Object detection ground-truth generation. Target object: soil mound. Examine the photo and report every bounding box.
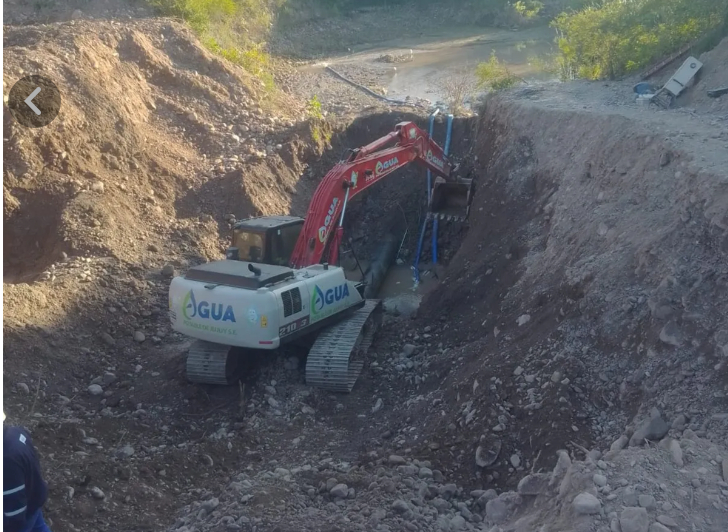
[682,36,728,113]
[3,19,303,283]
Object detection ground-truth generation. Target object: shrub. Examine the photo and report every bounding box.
[552,0,728,80]
[438,67,479,115]
[306,95,324,120]
[475,52,522,92]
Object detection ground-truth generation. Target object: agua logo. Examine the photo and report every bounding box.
[318,197,340,243]
[311,283,351,316]
[374,156,399,177]
[182,290,236,322]
[426,149,445,170]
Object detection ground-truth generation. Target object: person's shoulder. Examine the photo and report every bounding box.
[3,425,32,450]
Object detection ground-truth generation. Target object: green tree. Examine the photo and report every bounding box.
[552,0,728,80]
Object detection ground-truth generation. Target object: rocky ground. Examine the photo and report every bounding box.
[4,5,728,532]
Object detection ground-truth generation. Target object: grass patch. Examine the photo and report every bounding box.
[305,95,330,144]
[148,0,279,93]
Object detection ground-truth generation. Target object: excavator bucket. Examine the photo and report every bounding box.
[430,176,473,221]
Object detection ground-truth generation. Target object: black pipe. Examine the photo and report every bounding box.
[363,233,399,299]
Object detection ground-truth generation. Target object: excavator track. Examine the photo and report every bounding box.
[305,299,383,393]
[186,340,242,385]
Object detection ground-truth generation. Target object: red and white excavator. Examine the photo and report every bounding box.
[168,121,472,391]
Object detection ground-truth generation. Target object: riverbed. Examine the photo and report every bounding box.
[299,25,557,108]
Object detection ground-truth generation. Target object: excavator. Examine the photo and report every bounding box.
[168,120,472,392]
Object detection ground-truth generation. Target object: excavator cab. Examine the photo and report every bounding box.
[227,215,304,266]
[430,175,473,221]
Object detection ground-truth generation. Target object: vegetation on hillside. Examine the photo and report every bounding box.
[552,0,728,80]
[147,0,283,92]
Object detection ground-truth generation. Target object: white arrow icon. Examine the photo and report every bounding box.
[24,87,41,115]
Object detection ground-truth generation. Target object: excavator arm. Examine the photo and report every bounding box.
[289,121,464,269]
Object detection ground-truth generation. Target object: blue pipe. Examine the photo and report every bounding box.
[444,114,454,156]
[426,109,439,206]
[414,109,440,285]
[412,216,428,285]
[431,217,439,264]
[431,114,453,266]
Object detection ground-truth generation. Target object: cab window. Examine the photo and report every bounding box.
[271,224,302,266]
[233,230,265,263]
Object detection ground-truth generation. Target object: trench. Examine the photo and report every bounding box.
[220,111,477,384]
[283,94,728,493]
[6,83,728,532]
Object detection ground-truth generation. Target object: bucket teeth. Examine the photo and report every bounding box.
[430,176,473,221]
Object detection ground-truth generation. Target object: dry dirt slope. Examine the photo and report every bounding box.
[392,84,728,486]
[3,18,308,282]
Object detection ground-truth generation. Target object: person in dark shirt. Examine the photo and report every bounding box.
[3,412,52,532]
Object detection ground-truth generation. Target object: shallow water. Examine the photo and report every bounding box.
[303,25,558,106]
[380,27,556,102]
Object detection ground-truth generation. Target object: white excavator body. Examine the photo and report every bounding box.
[169,259,364,350]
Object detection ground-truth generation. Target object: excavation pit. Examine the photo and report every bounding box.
[3,21,728,530]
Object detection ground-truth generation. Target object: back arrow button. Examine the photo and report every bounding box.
[8,75,62,128]
[24,87,42,115]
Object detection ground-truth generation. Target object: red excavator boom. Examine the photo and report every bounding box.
[289,121,463,269]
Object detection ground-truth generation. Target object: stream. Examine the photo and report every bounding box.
[301,25,557,107]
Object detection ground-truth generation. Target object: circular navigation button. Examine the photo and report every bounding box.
[8,75,62,128]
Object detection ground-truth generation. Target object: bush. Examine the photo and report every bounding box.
[513,0,543,19]
[475,52,522,91]
[306,95,324,120]
[552,0,728,80]
[438,67,479,115]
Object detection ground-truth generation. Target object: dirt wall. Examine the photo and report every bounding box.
[392,93,728,490]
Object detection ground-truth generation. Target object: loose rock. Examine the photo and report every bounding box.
[669,439,683,467]
[630,408,669,446]
[573,492,601,515]
[656,515,678,528]
[516,473,549,495]
[392,499,409,513]
[330,483,348,498]
[620,507,649,532]
[161,263,175,277]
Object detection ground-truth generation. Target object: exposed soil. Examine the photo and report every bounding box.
[679,36,728,114]
[4,6,728,532]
